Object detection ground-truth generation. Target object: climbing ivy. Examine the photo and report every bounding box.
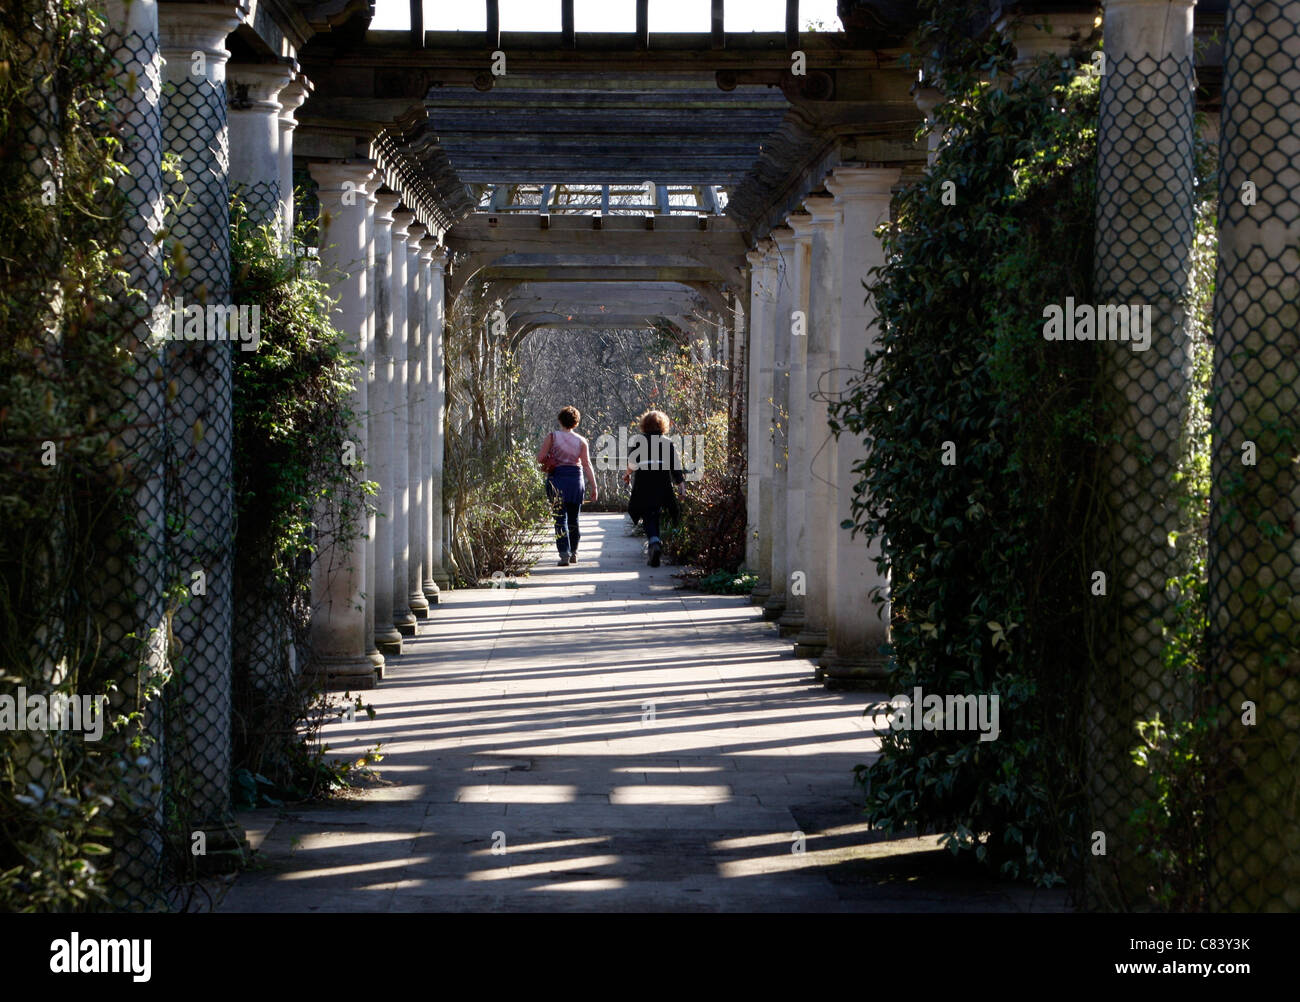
[831,3,1104,886]
[227,198,380,804]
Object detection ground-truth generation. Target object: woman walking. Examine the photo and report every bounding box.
[624,408,685,567]
[538,406,597,566]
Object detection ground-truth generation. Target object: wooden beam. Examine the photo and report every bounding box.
[486,0,500,50]
[635,0,648,49]
[561,0,575,48]
[786,0,799,50]
[409,0,423,48]
[711,0,724,49]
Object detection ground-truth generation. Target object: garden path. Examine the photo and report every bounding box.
[217,513,1065,912]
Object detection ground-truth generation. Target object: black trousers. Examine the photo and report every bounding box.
[642,509,660,542]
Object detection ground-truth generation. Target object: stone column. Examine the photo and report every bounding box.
[912,86,943,169]
[996,8,1098,71]
[820,166,899,682]
[763,225,795,622]
[1086,0,1197,906]
[371,193,403,657]
[418,238,441,603]
[226,62,290,226]
[1207,0,1300,912]
[307,161,377,689]
[103,0,170,899]
[744,247,765,581]
[275,76,310,241]
[794,195,840,660]
[362,186,384,675]
[405,224,431,618]
[427,242,452,591]
[778,213,813,640]
[390,210,417,634]
[748,240,777,605]
[158,0,246,861]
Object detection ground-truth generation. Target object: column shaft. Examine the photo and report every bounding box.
[1086,0,1197,905]
[371,193,403,656]
[390,211,417,633]
[794,195,840,660]
[405,226,431,616]
[158,0,246,855]
[763,226,795,621]
[307,161,377,689]
[1206,0,1300,912]
[778,215,813,638]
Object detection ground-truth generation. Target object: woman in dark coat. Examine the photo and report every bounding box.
[623,408,685,567]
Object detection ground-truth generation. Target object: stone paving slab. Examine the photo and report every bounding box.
[217,513,1067,913]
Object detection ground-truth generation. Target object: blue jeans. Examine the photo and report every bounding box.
[546,466,583,555]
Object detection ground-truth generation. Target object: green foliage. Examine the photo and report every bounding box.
[831,3,1104,886]
[683,568,758,595]
[0,0,170,910]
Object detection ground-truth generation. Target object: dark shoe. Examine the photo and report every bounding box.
[648,541,661,567]
[558,553,570,566]
[569,552,578,563]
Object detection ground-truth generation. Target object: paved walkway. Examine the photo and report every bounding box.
[218,513,1065,912]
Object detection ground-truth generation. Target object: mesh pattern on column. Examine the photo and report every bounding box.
[230,179,280,229]
[159,72,240,873]
[102,27,171,910]
[1207,0,1300,913]
[1,14,177,911]
[1086,52,1201,910]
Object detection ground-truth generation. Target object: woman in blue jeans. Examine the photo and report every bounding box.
[537,405,598,566]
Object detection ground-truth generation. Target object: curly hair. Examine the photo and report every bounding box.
[638,409,670,436]
[558,405,581,429]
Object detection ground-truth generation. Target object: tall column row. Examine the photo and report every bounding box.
[305,163,451,689]
[746,167,897,685]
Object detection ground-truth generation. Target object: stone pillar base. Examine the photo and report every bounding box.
[306,654,378,691]
[409,593,430,619]
[816,650,890,689]
[432,567,451,589]
[777,611,804,638]
[761,596,786,621]
[422,581,440,606]
[191,819,250,875]
[793,630,828,659]
[395,615,418,637]
[750,580,772,606]
[377,634,403,657]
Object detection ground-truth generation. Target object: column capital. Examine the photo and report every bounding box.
[770,224,795,249]
[158,2,244,59]
[803,194,839,227]
[375,192,401,221]
[309,160,376,194]
[913,85,942,117]
[826,165,902,202]
[418,236,438,263]
[787,211,814,239]
[746,247,765,267]
[427,244,449,271]
[392,210,415,239]
[995,9,1099,69]
[227,62,292,109]
[278,75,312,124]
[406,223,428,246]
